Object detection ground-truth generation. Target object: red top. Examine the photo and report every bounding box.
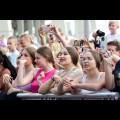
[31,68,56,93]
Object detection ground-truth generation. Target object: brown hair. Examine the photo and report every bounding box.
[107,40,120,51]
[24,46,36,66]
[64,46,79,65]
[88,50,101,70]
[37,46,54,64]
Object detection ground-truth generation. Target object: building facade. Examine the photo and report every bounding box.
[0,20,96,40]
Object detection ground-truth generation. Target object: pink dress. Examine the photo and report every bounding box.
[31,68,56,93]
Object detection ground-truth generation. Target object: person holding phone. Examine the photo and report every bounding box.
[38,46,83,95]
[61,50,110,94]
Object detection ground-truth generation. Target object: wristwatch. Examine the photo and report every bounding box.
[51,77,54,81]
[20,89,23,93]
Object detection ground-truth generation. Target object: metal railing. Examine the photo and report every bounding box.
[16,92,120,100]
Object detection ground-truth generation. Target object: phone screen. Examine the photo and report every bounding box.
[41,25,50,32]
[100,36,107,53]
[74,40,81,46]
[49,34,54,43]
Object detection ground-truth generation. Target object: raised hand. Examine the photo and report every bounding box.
[81,38,94,50]
[19,59,27,65]
[3,74,12,84]
[3,74,13,91]
[38,25,46,39]
[103,50,113,63]
[37,71,45,86]
[49,24,61,37]
[53,75,61,84]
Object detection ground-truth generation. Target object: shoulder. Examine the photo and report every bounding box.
[74,75,83,83]
[71,67,83,75]
[2,68,11,75]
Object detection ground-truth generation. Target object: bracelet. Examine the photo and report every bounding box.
[51,77,54,81]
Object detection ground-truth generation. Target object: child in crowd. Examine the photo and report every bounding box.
[7,36,20,68]
[19,34,38,49]
[106,20,120,42]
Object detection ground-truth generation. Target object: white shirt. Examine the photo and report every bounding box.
[106,33,120,43]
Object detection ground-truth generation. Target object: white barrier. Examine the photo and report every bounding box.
[16,92,120,100]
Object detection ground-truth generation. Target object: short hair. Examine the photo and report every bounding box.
[20,34,32,42]
[107,40,120,51]
[8,36,18,44]
[109,20,119,26]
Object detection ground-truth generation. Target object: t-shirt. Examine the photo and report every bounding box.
[106,33,120,42]
[31,44,38,49]
[9,50,19,68]
[31,68,56,93]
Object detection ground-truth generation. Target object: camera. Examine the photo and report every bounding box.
[74,40,84,46]
[96,30,105,37]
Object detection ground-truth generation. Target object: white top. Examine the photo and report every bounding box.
[106,33,120,43]
[9,50,20,67]
[31,44,38,49]
[80,72,111,94]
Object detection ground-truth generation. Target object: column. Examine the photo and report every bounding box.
[27,20,34,35]
[0,20,13,38]
[34,20,40,40]
[51,20,68,36]
[84,20,89,39]
[75,20,84,40]
[17,20,24,36]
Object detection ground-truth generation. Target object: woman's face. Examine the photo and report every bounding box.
[20,49,33,66]
[35,52,47,68]
[58,48,72,66]
[82,52,96,71]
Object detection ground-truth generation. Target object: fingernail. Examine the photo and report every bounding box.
[70,80,73,82]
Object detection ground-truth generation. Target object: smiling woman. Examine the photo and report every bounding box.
[61,50,111,94]
[37,46,83,95]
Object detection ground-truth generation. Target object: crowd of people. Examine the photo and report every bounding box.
[0,20,120,100]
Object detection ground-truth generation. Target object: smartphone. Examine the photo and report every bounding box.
[49,34,54,43]
[74,40,84,46]
[41,25,50,32]
[100,36,107,53]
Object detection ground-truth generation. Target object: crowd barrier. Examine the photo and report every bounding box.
[16,92,120,100]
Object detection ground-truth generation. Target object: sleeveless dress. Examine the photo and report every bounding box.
[31,68,56,93]
[80,72,111,94]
